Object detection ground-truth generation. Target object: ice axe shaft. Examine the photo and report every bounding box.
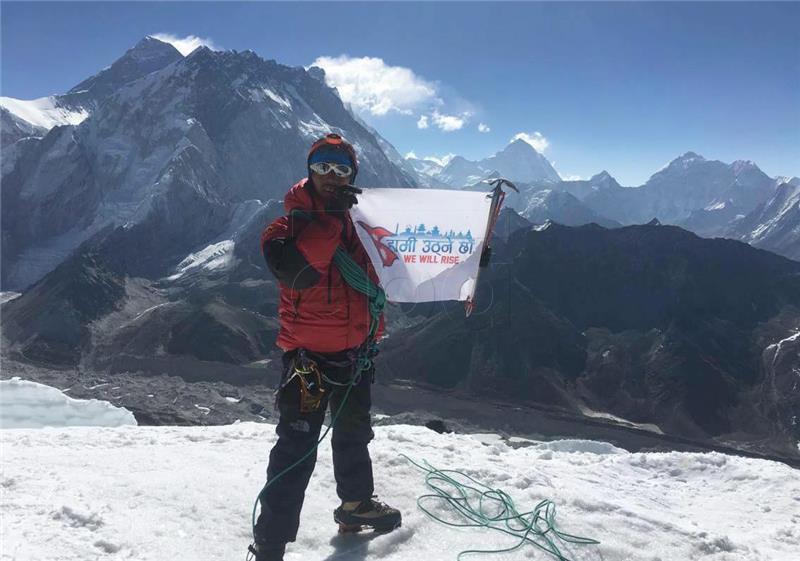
[465,178,518,317]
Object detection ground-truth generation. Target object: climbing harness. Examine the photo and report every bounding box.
[282,350,327,413]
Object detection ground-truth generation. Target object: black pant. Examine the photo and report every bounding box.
[254,349,375,545]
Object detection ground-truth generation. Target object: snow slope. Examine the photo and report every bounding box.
[0,96,88,129]
[2,421,798,560]
[0,378,136,429]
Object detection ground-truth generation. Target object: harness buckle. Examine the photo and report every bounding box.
[290,350,327,413]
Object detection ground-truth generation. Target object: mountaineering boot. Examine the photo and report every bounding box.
[333,496,402,534]
[247,542,286,561]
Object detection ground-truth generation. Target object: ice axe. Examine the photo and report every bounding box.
[464,177,518,317]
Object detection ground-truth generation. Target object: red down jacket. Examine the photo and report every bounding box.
[260,178,385,353]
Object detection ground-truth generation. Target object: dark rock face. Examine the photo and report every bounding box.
[65,36,183,108]
[727,182,800,262]
[517,189,622,229]
[513,223,799,331]
[2,240,126,366]
[380,222,800,457]
[2,197,285,371]
[166,299,276,364]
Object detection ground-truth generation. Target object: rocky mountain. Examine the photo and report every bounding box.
[530,154,798,260]
[1,37,415,291]
[0,37,184,147]
[379,222,800,459]
[435,155,494,187]
[403,157,452,188]
[405,156,445,178]
[480,138,561,183]
[403,148,797,260]
[414,139,560,188]
[727,179,800,259]
[519,189,621,229]
[573,153,777,226]
[65,36,184,109]
[552,170,626,199]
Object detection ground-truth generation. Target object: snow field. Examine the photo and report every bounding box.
[2,422,799,561]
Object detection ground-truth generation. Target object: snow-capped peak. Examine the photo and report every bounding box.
[654,151,707,174]
[679,151,705,161]
[130,36,181,60]
[590,170,616,183]
[503,137,542,155]
[731,159,759,175]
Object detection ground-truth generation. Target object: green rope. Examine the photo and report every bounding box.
[290,209,386,342]
[333,246,386,343]
[401,454,599,561]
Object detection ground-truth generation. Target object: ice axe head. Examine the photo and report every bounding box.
[485,177,519,194]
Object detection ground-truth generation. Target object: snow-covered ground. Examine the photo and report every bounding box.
[2,379,799,560]
[0,378,137,429]
[1,425,797,560]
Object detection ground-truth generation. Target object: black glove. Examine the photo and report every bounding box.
[328,185,362,211]
[479,245,492,268]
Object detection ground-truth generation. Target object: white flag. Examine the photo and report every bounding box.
[349,188,493,303]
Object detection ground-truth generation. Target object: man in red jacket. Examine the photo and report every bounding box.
[250,134,400,561]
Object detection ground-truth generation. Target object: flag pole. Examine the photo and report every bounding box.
[464,177,518,317]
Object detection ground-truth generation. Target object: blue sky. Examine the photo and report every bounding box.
[2,1,798,185]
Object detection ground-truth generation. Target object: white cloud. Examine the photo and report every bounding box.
[511,131,550,153]
[404,151,418,160]
[417,115,430,129]
[431,110,467,132]
[478,123,491,133]
[562,174,584,181]
[151,33,220,56]
[311,55,439,117]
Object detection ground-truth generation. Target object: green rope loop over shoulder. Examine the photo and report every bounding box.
[401,454,599,561]
[333,246,385,341]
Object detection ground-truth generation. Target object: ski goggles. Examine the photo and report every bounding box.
[309,161,354,178]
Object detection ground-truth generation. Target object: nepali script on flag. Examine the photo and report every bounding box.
[349,188,494,303]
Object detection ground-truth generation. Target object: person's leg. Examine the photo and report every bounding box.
[329,363,375,503]
[328,363,401,532]
[254,352,328,546]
